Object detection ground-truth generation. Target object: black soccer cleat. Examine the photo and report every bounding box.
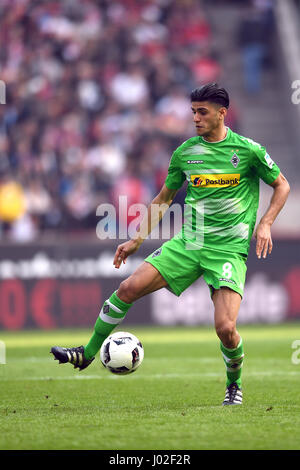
[50,345,95,371]
[222,382,243,406]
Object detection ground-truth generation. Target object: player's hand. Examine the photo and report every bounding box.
[113,239,142,269]
[254,222,273,259]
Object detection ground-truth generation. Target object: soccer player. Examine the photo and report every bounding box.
[51,83,290,405]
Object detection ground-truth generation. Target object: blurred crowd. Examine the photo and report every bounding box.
[0,0,243,240]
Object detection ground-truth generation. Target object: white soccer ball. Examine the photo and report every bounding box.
[100,331,144,375]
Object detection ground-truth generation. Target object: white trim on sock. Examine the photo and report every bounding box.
[99,308,123,325]
[105,300,123,314]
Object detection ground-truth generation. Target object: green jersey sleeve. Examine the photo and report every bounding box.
[251,145,280,184]
[165,150,185,190]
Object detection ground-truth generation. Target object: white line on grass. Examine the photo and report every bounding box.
[1,370,300,381]
[7,357,292,364]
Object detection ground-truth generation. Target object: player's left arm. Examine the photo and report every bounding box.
[255,172,290,259]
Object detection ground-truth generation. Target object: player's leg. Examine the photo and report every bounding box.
[50,262,167,370]
[213,286,241,349]
[201,248,246,405]
[82,262,168,361]
[212,287,244,405]
[82,232,201,363]
[116,261,169,303]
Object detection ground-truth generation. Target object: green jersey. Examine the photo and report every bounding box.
[165,127,280,256]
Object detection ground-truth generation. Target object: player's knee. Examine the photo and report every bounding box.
[117,278,142,304]
[215,322,236,345]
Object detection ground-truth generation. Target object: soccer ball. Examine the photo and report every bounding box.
[100,331,144,375]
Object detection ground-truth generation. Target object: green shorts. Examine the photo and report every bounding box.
[145,236,247,298]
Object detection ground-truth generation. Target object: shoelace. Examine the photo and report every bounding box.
[227,383,239,401]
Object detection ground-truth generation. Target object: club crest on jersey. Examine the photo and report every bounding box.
[230,153,240,168]
[152,248,162,258]
[191,174,240,188]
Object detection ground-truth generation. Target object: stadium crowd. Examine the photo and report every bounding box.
[0,0,243,240]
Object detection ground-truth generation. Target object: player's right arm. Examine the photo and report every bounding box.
[113,184,178,269]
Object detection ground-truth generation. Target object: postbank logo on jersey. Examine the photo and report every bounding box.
[191,173,240,188]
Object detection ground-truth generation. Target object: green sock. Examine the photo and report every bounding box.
[220,338,244,388]
[84,291,132,360]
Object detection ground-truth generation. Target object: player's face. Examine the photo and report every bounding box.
[191,101,226,137]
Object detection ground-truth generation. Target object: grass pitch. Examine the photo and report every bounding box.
[0,323,300,450]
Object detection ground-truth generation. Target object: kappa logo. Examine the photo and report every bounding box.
[191,174,240,188]
[219,278,236,285]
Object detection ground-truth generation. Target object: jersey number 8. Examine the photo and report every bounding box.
[222,262,233,279]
